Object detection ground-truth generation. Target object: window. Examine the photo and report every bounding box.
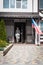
[40,21,43,32]
[22,0,27,9]
[10,0,15,8]
[39,0,43,9]
[3,0,9,8]
[16,0,21,8]
[3,0,27,9]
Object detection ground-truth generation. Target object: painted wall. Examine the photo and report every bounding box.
[6,25,14,42]
[0,0,3,9]
[0,0,38,13]
[33,0,38,12]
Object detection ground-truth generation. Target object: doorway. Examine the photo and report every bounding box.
[14,22,26,43]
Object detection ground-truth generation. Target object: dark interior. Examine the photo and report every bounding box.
[14,22,26,43]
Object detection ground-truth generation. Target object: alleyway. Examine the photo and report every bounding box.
[0,44,43,65]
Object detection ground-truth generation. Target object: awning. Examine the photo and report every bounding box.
[0,12,39,18]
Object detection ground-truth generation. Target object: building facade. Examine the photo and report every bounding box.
[0,0,43,45]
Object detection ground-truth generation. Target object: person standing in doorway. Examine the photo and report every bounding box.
[15,27,20,43]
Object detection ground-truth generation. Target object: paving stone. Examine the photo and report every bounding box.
[0,44,43,65]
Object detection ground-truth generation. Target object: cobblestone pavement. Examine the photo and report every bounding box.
[0,44,43,65]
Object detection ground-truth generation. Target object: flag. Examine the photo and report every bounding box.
[32,19,42,34]
[32,21,34,28]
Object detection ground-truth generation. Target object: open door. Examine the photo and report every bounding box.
[14,22,26,43]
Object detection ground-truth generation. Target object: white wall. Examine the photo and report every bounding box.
[0,0,3,9]
[6,25,14,42]
[6,25,14,37]
[33,0,38,12]
[0,0,38,13]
